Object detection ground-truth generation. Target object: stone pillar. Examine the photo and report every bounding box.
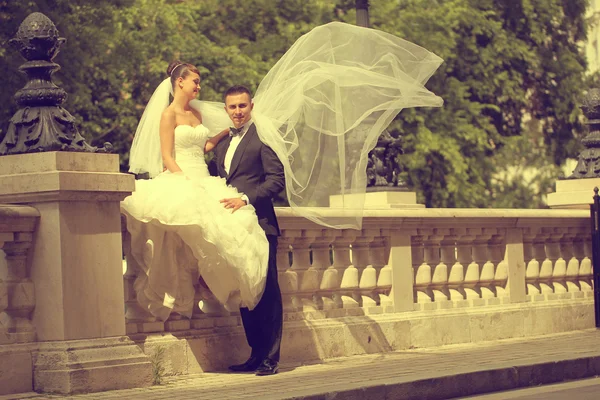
[385,229,415,312]
[0,151,152,394]
[547,88,600,209]
[505,228,527,303]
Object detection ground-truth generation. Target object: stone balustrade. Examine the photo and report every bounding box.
[121,207,593,334]
[0,204,40,344]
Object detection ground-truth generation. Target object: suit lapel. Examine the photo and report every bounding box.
[228,124,255,180]
[218,135,232,178]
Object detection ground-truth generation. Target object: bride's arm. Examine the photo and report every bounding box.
[160,110,183,173]
[204,129,230,153]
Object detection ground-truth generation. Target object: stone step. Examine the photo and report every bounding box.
[4,329,600,400]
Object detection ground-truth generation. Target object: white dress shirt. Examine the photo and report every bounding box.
[224,120,252,204]
[224,120,252,175]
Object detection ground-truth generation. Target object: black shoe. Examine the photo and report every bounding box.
[255,359,278,376]
[228,356,261,372]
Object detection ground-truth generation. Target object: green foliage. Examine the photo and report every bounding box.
[0,0,591,208]
[336,0,589,208]
[0,0,335,171]
[149,345,166,385]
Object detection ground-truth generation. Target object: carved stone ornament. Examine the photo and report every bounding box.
[366,129,407,191]
[569,88,600,179]
[0,12,112,155]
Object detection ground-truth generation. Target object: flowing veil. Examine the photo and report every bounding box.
[128,78,172,178]
[130,21,444,229]
[251,22,443,229]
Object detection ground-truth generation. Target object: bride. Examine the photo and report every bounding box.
[122,21,444,322]
[121,61,269,321]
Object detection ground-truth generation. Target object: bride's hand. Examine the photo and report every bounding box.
[171,171,190,180]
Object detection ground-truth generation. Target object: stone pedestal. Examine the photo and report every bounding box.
[546,178,600,209]
[0,152,152,394]
[329,190,424,209]
[33,337,152,394]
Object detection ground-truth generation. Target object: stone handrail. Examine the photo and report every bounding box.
[0,204,40,344]
[121,207,593,334]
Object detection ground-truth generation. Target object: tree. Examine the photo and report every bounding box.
[334,0,589,208]
[0,0,336,172]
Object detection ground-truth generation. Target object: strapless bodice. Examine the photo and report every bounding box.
[175,124,209,157]
[173,124,210,178]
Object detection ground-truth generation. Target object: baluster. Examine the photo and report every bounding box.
[0,233,8,326]
[490,229,508,299]
[428,230,448,303]
[461,229,480,301]
[444,229,464,301]
[337,230,359,309]
[355,230,377,308]
[562,228,580,294]
[575,230,593,292]
[320,230,343,310]
[412,232,431,306]
[374,231,392,309]
[311,230,336,311]
[536,229,554,295]
[291,230,318,312]
[524,228,541,299]
[277,230,296,313]
[1,233,36,343]
[190,283,215,329]
[548,229,567,295]
[478,228,496,300]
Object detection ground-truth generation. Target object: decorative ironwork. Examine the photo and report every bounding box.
[0,12,111,155]
[366,130,406,190]
[590,187,600,327]
[356,0,370,28]
[356,0,370,10]
[355,0,405,190]
[569,88,600,178]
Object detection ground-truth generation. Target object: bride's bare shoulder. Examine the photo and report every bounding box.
[161,106,176,121]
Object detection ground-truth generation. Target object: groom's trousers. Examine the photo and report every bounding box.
[240,235,283,362]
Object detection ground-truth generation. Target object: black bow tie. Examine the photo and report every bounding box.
[229,126,244,137]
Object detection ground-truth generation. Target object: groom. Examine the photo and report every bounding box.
[215,85,285,376]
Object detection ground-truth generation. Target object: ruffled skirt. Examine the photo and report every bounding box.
[121,172,269,321]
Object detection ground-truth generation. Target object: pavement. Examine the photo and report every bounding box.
[4,329,600,400]
[462,377,600,399]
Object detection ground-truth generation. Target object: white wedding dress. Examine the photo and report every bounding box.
[121,124,269,321]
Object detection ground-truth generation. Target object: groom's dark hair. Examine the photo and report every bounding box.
[224,85,252,102]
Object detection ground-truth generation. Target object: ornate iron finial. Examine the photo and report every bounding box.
[568,88,600,178]
[0,12,111,155]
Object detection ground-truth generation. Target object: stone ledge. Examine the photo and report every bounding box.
[0,151,134,203]
[128,299,594,377]
[0,172,134,200]
[0,152,119,174]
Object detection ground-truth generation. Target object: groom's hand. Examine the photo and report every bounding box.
[220,197,247,213]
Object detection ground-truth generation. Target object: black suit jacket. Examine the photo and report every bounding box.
[214,123,285,236]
